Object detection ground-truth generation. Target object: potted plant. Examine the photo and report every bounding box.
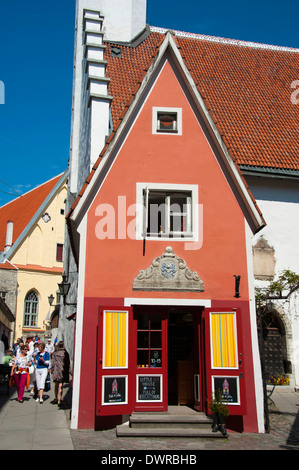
[208,389,229,437]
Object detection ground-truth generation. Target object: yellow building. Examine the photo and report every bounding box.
[0,171,68,343]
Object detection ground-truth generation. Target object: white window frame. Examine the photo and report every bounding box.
[136,374,163,403]
[152,107,182,135]
[136,183,199,242]
[211,375,240,406]
[209,311,239,370]
[102,375,128,406]
[102,310,129,369]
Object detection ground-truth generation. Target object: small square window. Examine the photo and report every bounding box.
[152,107,182,135]
[157,112,177,132]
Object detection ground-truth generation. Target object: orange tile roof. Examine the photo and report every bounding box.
[0,175,62,253]
[105,28,299,171]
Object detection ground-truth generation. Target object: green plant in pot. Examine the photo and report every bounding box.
[209,389,229,437]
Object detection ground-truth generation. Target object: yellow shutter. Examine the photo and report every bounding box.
[210,312,237,368]
[104,311,128,368]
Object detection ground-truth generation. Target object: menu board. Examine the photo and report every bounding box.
[212,376,239,405]
[137,375,162,402]
[103,376,127,405]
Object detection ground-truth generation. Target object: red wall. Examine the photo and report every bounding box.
[77,59,258,430]
[85,60,250,302]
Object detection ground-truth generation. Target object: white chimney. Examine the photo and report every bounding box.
[69,0,147,195]
[4,221,13,253]
[77,0,147,42]
[97,0,147,42]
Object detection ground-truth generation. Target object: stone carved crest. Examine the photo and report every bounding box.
[133,246,204,292]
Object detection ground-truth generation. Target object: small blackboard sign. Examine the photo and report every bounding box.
[103,376,127,405]
[213,376,239,405]
[138,375,162,402]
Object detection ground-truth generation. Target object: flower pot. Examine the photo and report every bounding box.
[212,412,228,436]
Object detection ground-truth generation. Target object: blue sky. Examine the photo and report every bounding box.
[0,0,298,206]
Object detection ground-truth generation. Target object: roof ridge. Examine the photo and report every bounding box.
[150,25,299,52]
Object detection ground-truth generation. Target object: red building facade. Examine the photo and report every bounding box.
[67,32,265,432]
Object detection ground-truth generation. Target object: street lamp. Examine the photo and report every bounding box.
[48,293,54,306]
[58,274,76,306]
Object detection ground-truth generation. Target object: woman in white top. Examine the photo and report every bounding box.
[10,345,31,403]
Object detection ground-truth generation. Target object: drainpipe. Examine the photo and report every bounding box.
[4,221,13,254]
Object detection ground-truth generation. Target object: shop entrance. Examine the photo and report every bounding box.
[167,308,202,408]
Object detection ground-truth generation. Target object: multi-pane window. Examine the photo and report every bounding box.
[0,291,7,302]
[137,313,162,368]
[136,183,199,242]
[24,290,39,327]
[145,190,192,238]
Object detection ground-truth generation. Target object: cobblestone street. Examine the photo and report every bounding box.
[2,383,299,451]
[68,387,299,451]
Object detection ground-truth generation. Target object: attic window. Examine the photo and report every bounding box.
[157,113,177,132]
[152,107,182,135]
[111,47,122,58]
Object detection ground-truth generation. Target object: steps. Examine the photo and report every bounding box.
[116,407,227,438]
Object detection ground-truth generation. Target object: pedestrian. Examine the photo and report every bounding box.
[51,341,70,406]
[26,347,36,396]
[45,339,54,356]
[12,338,21,356]
[27,337,34,354]
[34,341,51,404]
[10,345,31,403]
[0,338,4,364]
[3,349,13,365]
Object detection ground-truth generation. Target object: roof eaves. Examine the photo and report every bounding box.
[239,165,299,180]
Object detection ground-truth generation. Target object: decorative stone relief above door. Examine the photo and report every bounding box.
[133,246,204,292]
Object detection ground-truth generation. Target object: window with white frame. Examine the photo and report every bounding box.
[136,183,199,241]
[152,107,182,135]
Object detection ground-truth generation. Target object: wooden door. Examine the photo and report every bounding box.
[133,307,168,412]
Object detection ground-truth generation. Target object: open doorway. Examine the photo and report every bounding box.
[168,310,196,406]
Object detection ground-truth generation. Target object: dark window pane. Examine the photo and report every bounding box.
[150,315,161,330]
[137,350,149,368]
[138,331,149,349]
[138,314,149,330]
[151,331,162,348]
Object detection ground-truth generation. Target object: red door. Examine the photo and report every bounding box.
[133,307,168,412]
[204,308,246,416]
[96,306,168,417]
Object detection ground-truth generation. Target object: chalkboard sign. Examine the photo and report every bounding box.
[103,376,127,405]
[212,376,240,405]
[137,375,162,402]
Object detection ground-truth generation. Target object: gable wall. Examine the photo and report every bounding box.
[84,60,251,301]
